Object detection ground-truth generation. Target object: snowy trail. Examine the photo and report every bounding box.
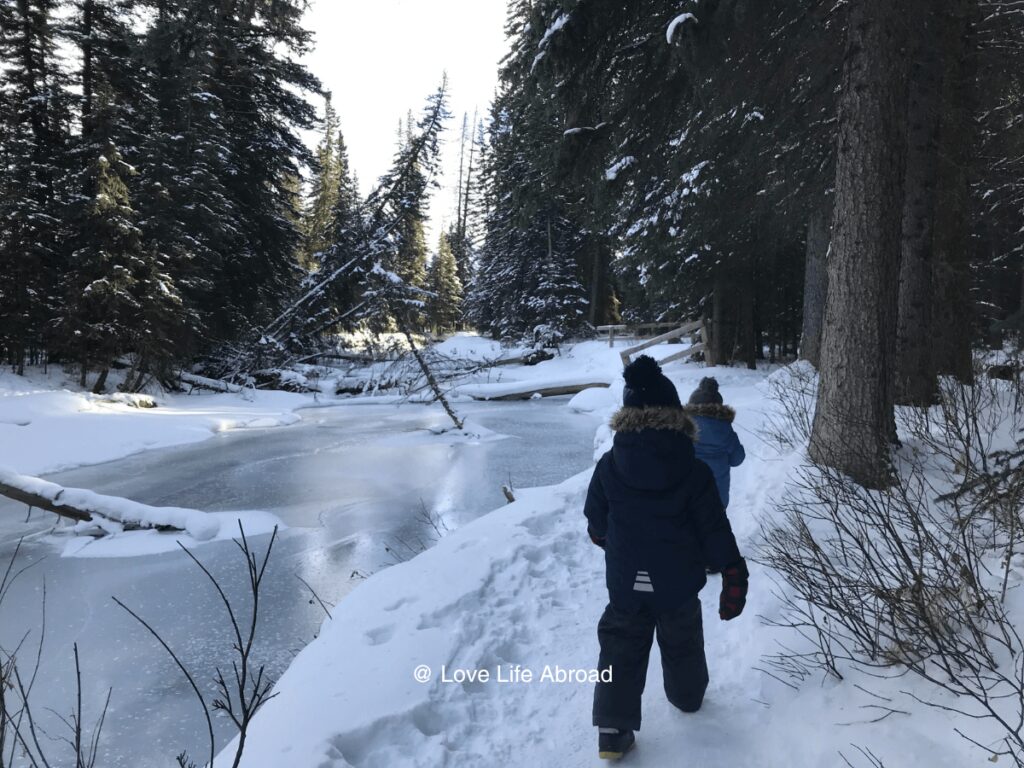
[222,360,979,768]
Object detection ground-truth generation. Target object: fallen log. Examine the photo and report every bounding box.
[469,382,610,401]
[492,349,556,367]
[0,467,218,540]
[179,372,244,394]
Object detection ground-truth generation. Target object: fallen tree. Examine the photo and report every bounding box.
[0,467,219,540]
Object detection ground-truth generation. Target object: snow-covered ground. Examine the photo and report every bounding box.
[2,341,1007,766]
[216,354,984,768]
[0,366,314,476]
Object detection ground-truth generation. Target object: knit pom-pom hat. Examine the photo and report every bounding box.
[622,355,682,409]
[688,376,723,406]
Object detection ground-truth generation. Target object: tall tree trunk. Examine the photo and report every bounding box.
[799,203,831,368]
[91,367,109,394]
[711,269,733,366]
[895,0,943,405]
[931,0,976,383]
[808,0,910,489]
[739,255,757,370]
[588,237,610,327]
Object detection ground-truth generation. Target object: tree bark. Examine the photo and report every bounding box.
[808,0,910,489]
[0,478,179,532]
[931,0,976,383]
[895,0,943,405]
[799,203,831,368]
[401,329,464,430]
[711,269,735,366]
[739,256,757,370]
[91,367,109,394]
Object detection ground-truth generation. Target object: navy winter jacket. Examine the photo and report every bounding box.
[584,406,743,613]
[683,404,745,508]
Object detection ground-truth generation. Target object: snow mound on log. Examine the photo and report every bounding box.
[1,465,219,540]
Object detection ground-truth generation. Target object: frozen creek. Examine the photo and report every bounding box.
[0,398,602,767]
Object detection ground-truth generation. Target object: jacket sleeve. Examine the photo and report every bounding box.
[583,457,609,541]
[728,426,746,468]
[689,462,742,570]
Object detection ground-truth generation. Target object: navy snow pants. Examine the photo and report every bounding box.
[592,596,708,731]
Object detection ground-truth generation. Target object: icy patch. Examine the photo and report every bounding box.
[0,375,312,475]
[387,419,509,445]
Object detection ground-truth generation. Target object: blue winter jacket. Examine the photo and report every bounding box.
[583,406,743,613]
[683,404,745,508]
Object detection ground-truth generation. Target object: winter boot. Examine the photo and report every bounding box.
[598,728,636,760]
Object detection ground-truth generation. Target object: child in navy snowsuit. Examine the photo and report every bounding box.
[584,356,749,760]
[683,377,746,509]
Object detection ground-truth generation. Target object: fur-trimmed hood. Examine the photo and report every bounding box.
[682,403,736,423]
[610,406,698,438]
[607,406,698,492]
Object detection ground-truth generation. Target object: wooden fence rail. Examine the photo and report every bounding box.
[619,319,713,368]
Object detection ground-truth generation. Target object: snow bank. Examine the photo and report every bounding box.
[431,333,512,361]
[0,367,312,475]
[566,385,617,413]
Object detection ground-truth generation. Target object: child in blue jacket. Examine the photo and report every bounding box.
[683,377,745,509]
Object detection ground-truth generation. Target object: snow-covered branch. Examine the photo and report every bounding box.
[0,467,219,540]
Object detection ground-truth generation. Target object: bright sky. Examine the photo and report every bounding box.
[300,0,509,248]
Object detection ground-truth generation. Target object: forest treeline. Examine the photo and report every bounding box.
[1,0,1023,423]
[0,0,478,387]
[469,0,1024,367]
[0,0,321,386]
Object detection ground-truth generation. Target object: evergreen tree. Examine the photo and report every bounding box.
[202,0,318,340]
[133,0,240,360]
[58,121,147,389]
[426,233,463,334]
[390,111,429,294]
[466,0,590,341]
[359,80,450,334]
[0,0,67,373]
[263,79,450,353]
[448,112,482,293]
[300,94,341,270]
[130,0,319,361]
[57,0,186,389]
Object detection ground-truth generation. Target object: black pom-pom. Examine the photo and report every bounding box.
[623,355,663,389]
[699,377,719,392]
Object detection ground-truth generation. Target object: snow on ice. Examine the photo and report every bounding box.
[0,366,311,476]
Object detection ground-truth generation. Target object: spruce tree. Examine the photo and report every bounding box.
[59,121,145,389]
[466,2,590,341]
[0,0,67,373]
[314,129,365,327]
[426,233,463,334]
[391,111,429,294]
[300,94,342,270]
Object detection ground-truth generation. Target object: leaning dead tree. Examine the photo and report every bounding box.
[0,467,216,539]
[200,79,468,430]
